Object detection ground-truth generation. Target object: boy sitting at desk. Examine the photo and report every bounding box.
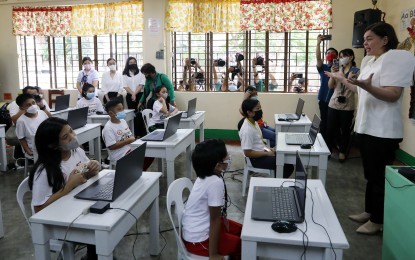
[102,99,135,163]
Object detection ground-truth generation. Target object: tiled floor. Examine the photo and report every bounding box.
[0,143,383,259]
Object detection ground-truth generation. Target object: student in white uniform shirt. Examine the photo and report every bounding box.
[76,83,104,115]
[9,86,50,124]
[101,58,123,104]
[148,85,178,132]
[76,56,99,99]
[28,117,100,259]
[15,94,51,159]
[102,99,135,162]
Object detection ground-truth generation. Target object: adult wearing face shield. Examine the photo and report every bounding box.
[316,35,338,143]
[138,63,176,109]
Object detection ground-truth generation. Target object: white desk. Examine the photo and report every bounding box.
[75,124,102,164]
[30,171,162,260]
[88,109,135,134]
[276,133,330,185]
[0,124,7,172]
[50,108,73,119]
[241,177,349,260]
[274,114,312,133]
[131,129,195,186]
[164,111,205,142]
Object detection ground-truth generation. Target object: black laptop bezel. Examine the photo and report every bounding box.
[67,107,88,129]
[54,94,70,111]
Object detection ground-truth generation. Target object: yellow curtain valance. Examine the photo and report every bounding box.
[71,1,143,36]
[165,0,241,33]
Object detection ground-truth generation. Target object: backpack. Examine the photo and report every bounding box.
[0,102,11,131]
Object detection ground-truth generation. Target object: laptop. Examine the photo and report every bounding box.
[181,98,197,118]
[67,107,88,129]
[52,94,70,112]
[251,151,308,222]
[285,114,321,145]
[140,112,182,141]
[75,142,146,201]
[278,98,305,121]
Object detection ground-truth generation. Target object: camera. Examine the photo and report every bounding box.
[235,53,244,62]
[214,58,226,67]
[195,72,204,79]
[322,35,332,40]
[337,96,346,104]
[293,73,303,79]
[333,58,339,68]
[190,58,196,65]
[256,56,265,66]
[230,66,241,74]
[34,95,42,103]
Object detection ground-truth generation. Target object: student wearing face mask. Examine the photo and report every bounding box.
[101,58,123,104]
[76,57,99,99]
[76,83,104,115]
[239,99,293,177]
[148,85,179,132]
[316,35,338,143]
[29,117,100,260]
[102,99,135,163]
[325,49,360,162]
[138,63,176,109]
[15,94,51,159]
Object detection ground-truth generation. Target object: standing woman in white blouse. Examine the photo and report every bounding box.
[76,57,99,99]
[101,58,123,104]
[122,57,146,137]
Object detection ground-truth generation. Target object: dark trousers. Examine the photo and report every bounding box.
[126,93,146,137]
[250,156,293,178]
[326,108,354,153]
[103,91,120,104]
[357,134,401,224]
[318,101,329,143]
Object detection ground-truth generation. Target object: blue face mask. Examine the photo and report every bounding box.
[115,111,126,120]
[86,93,95,99]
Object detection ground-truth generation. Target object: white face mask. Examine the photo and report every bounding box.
[339,57,350,67]
[108,64,116,71]
[27,105,38,114]
[161,93,168,99]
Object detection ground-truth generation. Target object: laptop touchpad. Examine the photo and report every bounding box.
[255,191,270,201]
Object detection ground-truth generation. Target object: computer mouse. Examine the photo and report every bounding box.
[278,118,286,121]
[271,220,298,233]
[302,113,306,117]
[300,144,312,149]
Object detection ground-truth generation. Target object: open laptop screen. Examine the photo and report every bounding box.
[294,151,308,218]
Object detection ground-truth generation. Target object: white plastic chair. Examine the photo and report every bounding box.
[166,178,209,260]
[16,177,74,260]
[141,109,153,134]
[242,155,275,197]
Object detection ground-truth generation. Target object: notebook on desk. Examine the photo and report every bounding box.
[285,114,320,146]
[278,98,305,121]
[140,112,182,141]
[67,107,88,129]
[251,151,308,223]
[50,94,70,112]
[181,98,197,118]
[74,142,146,202]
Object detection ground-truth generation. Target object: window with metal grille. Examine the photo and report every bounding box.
[18,31,143,89]
[171,30,329,93]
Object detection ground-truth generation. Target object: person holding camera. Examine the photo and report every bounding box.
[226,53,244,91]
[182,58,205,91]
[316,35,338,143]
[212,59,226,91]
[252,57,278,92]
[288,73,305,93]
[326,48,359,162]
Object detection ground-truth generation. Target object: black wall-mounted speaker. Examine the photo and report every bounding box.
[352,9,382,48]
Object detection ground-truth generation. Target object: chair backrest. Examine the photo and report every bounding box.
[16,177,32,229]
[141,109,153,134]
[47,89,65,109]
[166,177,194,258]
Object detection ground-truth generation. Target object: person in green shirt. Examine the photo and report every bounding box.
[138,63,176,109]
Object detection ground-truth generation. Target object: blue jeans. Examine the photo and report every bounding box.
[260,126,276,147]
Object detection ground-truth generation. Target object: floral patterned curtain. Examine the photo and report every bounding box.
[71,1,143,36]
[165,0,241,33]
[240,0,332,32]
[12,6,72,36]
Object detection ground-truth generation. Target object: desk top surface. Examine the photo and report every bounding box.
[163,111,205,123]
[88,109,134,120]
[276,132,330,155]
[132,129,194,147]
[73,123,102,133]
[242,177,349,249]
[274,114,311,125]
[30,171,162,230]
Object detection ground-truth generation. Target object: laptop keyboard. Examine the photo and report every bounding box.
[271,188,296,220]
[286,134,310,144]
[95,181,114,200]
[285,113,299,120]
